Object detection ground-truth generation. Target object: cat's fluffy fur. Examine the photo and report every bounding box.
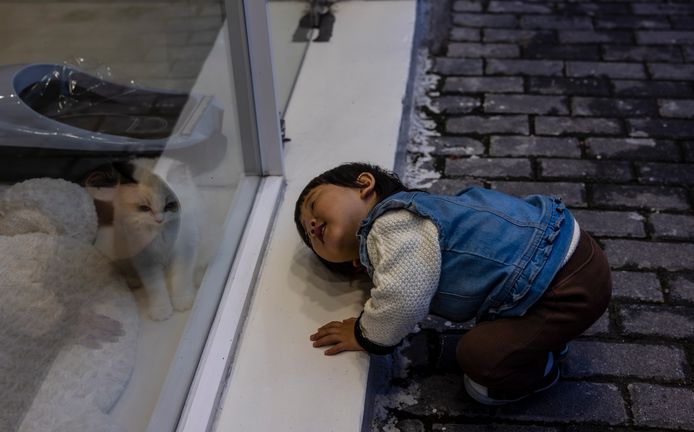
[88,157,200,321]
[0,178,137,432]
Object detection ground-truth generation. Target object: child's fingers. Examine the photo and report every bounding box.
[317,321,344,331]
[324,343,347,356]
[312,333,344,347]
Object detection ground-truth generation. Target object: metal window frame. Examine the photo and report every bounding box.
[228,0,284,176]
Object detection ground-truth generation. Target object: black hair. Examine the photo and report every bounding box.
[293,162,412,274]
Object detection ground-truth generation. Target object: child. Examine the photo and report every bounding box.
[294,162,611,405]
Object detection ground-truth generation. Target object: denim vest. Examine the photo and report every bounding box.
[356,187,576,322]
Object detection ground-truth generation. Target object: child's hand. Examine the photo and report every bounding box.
[310,317,364,355]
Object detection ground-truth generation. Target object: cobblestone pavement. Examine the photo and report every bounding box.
[374,0,694,430]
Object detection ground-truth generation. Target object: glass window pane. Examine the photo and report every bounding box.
[267,0,313,116]
[0,1,255,431]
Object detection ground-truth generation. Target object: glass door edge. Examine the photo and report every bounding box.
[174,175,285,432]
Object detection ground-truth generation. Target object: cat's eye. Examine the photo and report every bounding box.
[165,202,179,212]
[138,205,151,212]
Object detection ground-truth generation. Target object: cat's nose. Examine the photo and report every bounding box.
[154,213,165,223]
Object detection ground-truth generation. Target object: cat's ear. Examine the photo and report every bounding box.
[84,170,118,201]
[84,169,120,188]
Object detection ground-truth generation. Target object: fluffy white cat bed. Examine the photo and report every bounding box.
[0,178,138,432]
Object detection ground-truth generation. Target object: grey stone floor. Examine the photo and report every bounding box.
[374,0,694,431]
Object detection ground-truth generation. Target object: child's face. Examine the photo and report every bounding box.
[299,173,377,264]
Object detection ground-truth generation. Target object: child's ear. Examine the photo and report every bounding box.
[357,172,376,198]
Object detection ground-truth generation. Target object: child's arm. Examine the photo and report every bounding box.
[310,317,363,355]
[311,210,441,355]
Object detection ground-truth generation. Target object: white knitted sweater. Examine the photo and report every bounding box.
[359,209,441,347]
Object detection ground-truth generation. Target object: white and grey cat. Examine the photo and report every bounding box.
[86,157,200,321]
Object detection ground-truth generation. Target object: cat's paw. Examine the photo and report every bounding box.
[148,302,173,321]
[172,293,195,312]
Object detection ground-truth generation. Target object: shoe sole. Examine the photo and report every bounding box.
[463,368,561,406]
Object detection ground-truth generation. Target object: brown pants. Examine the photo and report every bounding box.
[456,230,612,392]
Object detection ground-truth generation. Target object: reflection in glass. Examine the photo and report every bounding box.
[267,0,314,116]
[0,1,248,431]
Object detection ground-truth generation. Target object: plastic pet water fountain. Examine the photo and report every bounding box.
[0,63,225,181]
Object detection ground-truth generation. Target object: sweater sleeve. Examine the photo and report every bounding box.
[355,209,441,354]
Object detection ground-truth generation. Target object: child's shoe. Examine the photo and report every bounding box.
[555,343,569,361]
[463,352,560,405]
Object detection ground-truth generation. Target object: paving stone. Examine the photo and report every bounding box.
[572,97,657,117]
[398,373,495,417]
[430,136,485,156]
[434,425,559,432]
[525,44,601,61]
[431,96,482,114]
[564,341,686,380]
[632,3,694,15]
[495,382,627,425]
[686,142,694,162]
[620,305,694,338]
[604,240,694,270]
[453,13,517,28]
[427,178,485,195]
[671,16,694,30]
[488,1,552,14]
[484,95,569,115]
[401,332,431,369]
[592,185,690,211]
[668,273,694,303]
[651,213,694,241]
[603,45,683,62]
[629,384,694,430]
[540,159,632,182]
[535,117,622,136]
[395,419,425,432]
[559,31,632,44]
[567,61,646,79]
[490,181,586,207]
[595,16,670,30]
[483,29,556,43]
[582,310,610,336]
[453,0,483,12]
[445,157,533,178]
[612,80,694,98]
[447,115,529,134]
[437,334,463,371]
[571,210,646,238]
[443,76,524,93]
[637,31,694,44]
[586,138,679,161]
[659,99,694,118]
[611,270,663,302]
[520,15,593,30]
[448,42,519,58]
[486,59,564,76]
[629,118,694,139]
[490,136,579,157]
[450,27,481,42]
[432,57,484,75]
[648,63,694,80]
[685,46,694,62]
[558,2,630,15]
[637,162,694,185]
[528,77,611,96]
